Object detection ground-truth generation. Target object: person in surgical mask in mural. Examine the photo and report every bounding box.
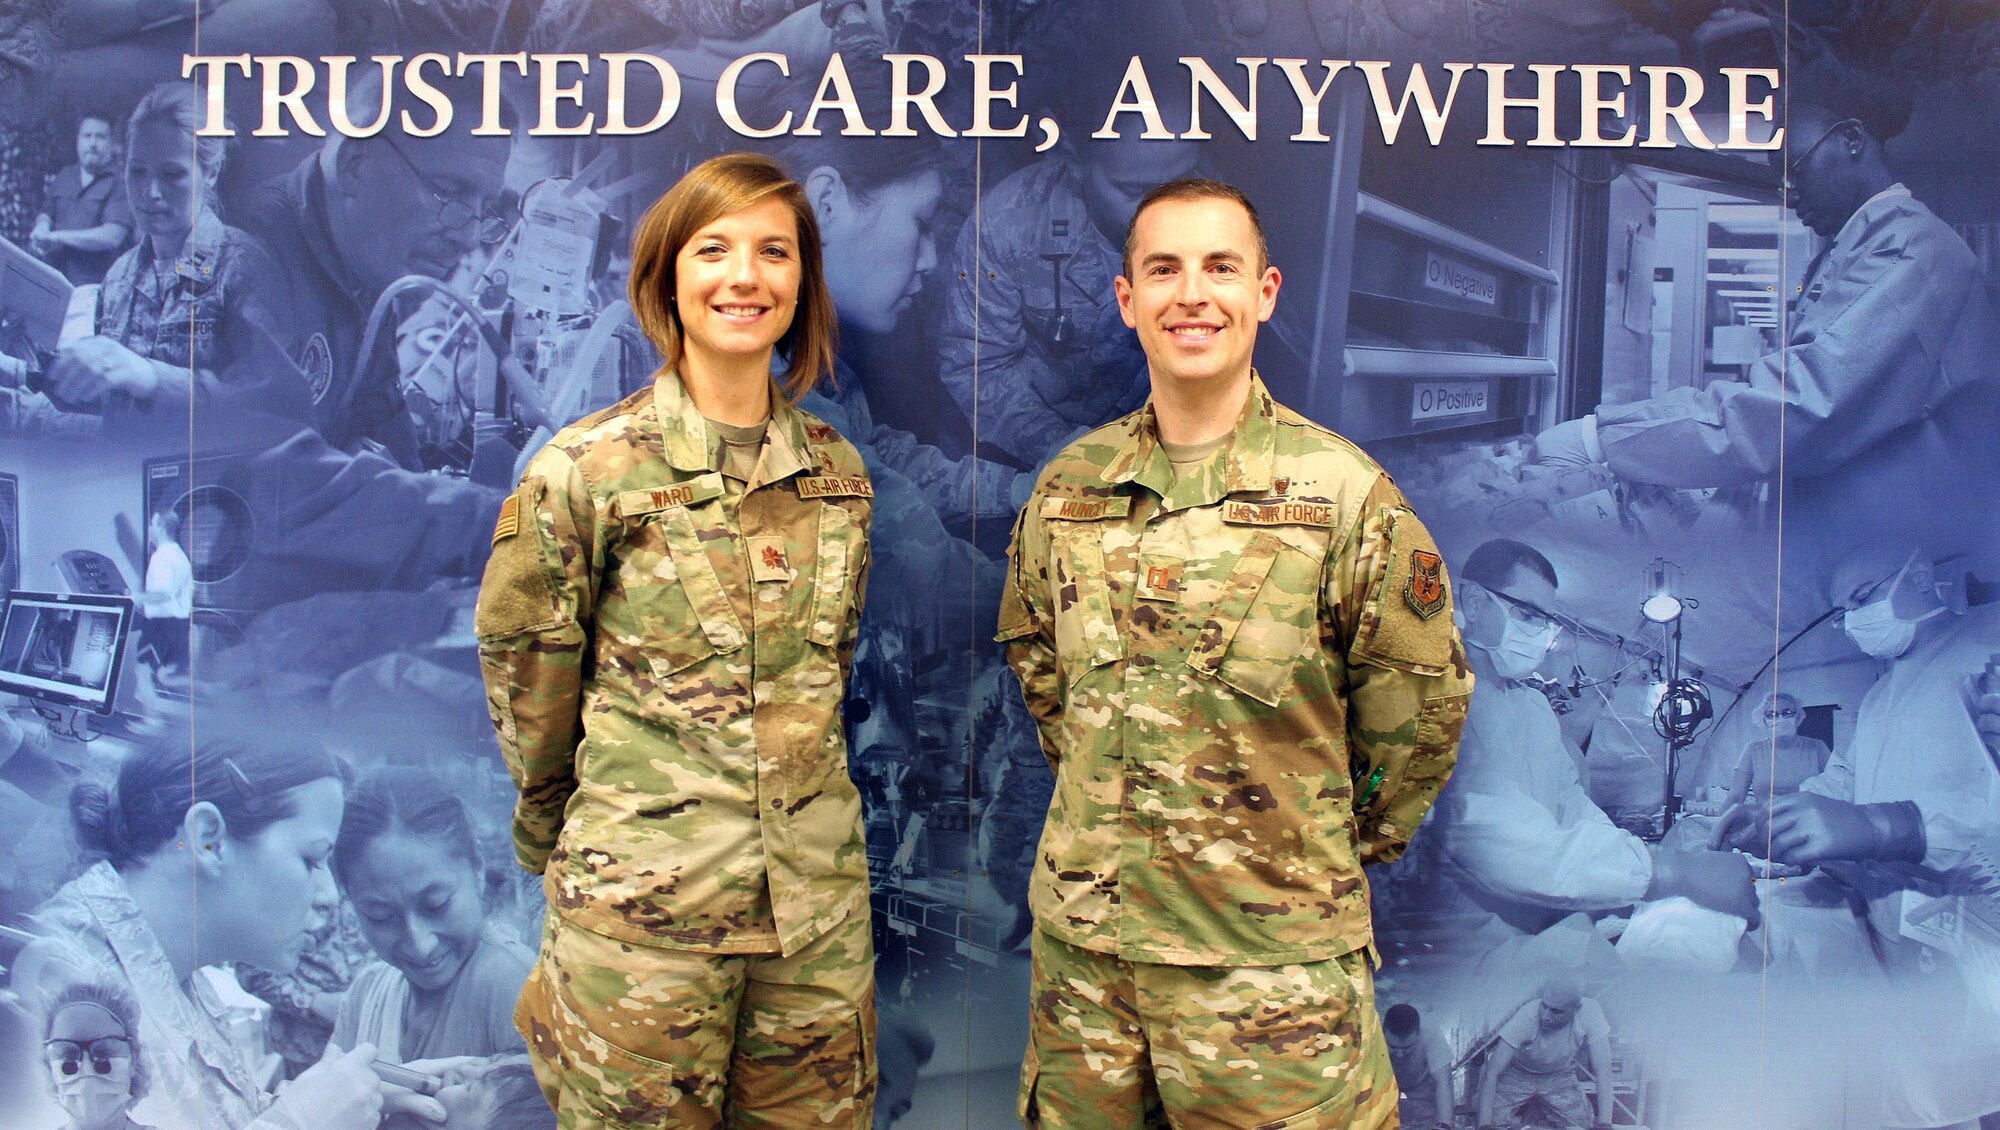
[40,983,153,1130]
[1713,546,2000,1130]
[1718,692,1830,814]
[1427,539,1758,963]
[1531,78,2000,561]
[10,738,449,1130]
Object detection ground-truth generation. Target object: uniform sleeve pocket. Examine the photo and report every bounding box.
[1352,508,1454,676]
[476,479,565,640]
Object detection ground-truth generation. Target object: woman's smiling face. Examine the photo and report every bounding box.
[343,831,486,993]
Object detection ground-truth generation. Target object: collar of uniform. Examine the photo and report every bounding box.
[761,390,816,484]
[172,208,227,287]
[1828,182,1913,252]
[1103,373,1278,505]
[650,370,813,481]
[651,370,721,472]
[296,159,371,316]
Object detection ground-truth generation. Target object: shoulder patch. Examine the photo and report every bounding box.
[617,473,727,516]
[797,475,873,499]
[1040,495,1132,521]
[299,333,334,404]
[1406,549,1446,619]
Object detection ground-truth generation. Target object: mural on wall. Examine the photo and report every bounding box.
[0,1,1994,1127]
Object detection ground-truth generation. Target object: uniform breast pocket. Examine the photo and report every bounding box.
[807,501,865,649]
[1048,523,1124,686]
[1188,532,1318,708]
[615,507,745,680]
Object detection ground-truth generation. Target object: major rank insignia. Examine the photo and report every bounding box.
[1406,549,1446,619]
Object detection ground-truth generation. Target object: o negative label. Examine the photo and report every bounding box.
[1422,252,1498,306]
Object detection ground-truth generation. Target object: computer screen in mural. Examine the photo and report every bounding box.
[0,591,133,713]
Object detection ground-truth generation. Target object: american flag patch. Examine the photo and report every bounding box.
[492,495,519,543]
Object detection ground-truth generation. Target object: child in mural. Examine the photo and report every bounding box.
[477,152,878,1127]
[328,766,533,1063]
[381,1060,552,1130]
[9,738,451,1130]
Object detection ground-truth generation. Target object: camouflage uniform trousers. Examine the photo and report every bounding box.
[517,906,876,1129]
[1020,930,1399,1130]
[1489,1066,1592,1129]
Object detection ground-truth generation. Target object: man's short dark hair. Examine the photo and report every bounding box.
[76,109,116,134]
[1384,1003,1420,1038]
[1121,177,1269,277]
[1460,538,1558,590]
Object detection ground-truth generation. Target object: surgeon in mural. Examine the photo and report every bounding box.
[999,177,1471,1128]
[479,154,877,1127]
[1715,546,2000,1130]
[242,70,514,469]
[1532,77,2000,564]
[1416,539,1760,967]
[10,738,445,1130]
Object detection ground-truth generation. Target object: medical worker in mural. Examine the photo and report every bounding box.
[477,153,877,1128]
[1533,82,2000,564]
[25,81,305,434]
[10,739,443,1130]
[1417,539,1758,966]
[1716,546,2000,1130]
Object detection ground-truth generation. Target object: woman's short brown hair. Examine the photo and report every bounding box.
[628,152,836,403]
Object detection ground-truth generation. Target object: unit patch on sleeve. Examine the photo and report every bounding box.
[1406,549,1447,619]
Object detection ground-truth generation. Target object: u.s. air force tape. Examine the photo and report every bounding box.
[796,475,873,499]
[1221,499,1337,527]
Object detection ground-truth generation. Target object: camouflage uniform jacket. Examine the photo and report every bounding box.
[476,371,874,956]
[997,377,1471,966]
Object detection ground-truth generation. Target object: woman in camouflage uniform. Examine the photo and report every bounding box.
[477,153,876,1129]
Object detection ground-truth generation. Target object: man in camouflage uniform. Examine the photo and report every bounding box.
[998,178,1472,1129]
[476,371,876,1128]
